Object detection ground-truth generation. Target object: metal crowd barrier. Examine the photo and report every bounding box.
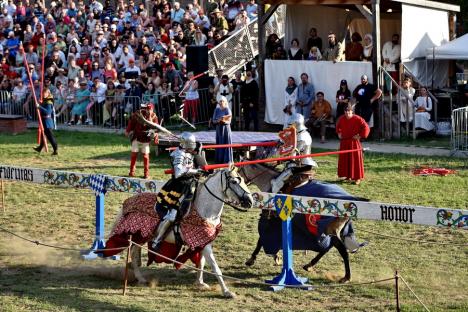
[451,106,468,156]
[208,5,286,77]
[1,87,247,131]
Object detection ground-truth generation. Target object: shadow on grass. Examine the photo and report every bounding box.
[0,264,148,312]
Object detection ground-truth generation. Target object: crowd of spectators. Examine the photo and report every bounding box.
[266,27,378,63]
[282,74,382,142]
[0,0,258,127]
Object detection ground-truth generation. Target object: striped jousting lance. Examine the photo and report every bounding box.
[164,148,364,174]
[20,43,48,151]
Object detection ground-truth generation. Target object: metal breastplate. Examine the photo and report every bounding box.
[296,130,313,166]
[171,148,195,178]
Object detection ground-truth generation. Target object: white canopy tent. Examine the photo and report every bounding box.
[426,33,468,60]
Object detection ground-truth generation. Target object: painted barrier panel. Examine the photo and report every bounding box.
[1,164,467,230]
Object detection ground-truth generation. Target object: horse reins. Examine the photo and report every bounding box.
[203,171,250,212]
[239,165,271,186]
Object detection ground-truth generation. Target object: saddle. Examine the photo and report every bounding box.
[282,173,312,194]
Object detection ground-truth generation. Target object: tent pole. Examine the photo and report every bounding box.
[431,47,434,90]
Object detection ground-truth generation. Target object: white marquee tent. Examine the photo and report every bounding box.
[426,33,468,60]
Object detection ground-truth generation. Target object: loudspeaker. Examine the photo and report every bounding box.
[186,46,209,74]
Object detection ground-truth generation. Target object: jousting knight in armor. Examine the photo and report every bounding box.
[271,113,318,193]
[152,132,206,249]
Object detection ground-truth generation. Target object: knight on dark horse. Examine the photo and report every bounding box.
[152,132,207,250]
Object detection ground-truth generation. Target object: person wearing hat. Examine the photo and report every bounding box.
[336,102,370,185]
[6,31,19,57]
[33,87,59,155]
[211,8,229,36]
[335,79,351,120]
[322,32,343,63]
[69,80,91,125]
[271,113,318,193]
[125,101,159,179]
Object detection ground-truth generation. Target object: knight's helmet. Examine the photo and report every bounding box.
[289,113,307,131]
[179,132,197,150]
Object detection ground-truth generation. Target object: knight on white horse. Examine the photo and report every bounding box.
[152,132,206,250]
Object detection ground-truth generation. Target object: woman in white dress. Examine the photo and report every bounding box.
[283,77,297,128]
[414,87,434,131]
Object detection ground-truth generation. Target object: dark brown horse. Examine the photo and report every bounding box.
[239,163,368,283]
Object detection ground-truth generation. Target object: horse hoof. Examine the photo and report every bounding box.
[273,256,282,266]
[245,257,255,266]
[339,277,350,284]
[303,264,312,272]
[195,282,210,290]
[223,290,237,299]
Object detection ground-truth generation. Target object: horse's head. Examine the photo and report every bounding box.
[219,164,253,210]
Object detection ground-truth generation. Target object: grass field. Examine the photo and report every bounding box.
[0,130,467,312]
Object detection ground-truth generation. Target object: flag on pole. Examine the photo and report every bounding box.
[89,174,107,196]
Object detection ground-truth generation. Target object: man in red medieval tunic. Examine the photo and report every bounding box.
[336,103,370,185]
[125,102,159,179]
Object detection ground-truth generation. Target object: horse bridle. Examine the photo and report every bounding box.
[203,171,251,212]
[239,165,271,186]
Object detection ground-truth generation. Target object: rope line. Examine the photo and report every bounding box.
[130,240,395,289]
[0,223,436,308]
[399,275,431,312]
[359,229,468,246]
[0,225,395,290]
[0,226,126,253]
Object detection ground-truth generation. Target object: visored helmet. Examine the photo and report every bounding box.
[289,113,307,131]
[180,132,197,150]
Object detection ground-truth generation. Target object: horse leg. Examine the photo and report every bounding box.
[194,255,210,290]
[201,244,236,299]
[130,244,147,285]
[245,239,262,266]
[303,250,327,272]
[331,236,351,283]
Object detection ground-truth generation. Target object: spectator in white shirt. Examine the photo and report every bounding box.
[382,34,401,95]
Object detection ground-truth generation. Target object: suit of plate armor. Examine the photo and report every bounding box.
[271,114,318,193]
[152,132,203,249]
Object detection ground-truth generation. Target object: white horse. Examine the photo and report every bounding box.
[104,166,253,298]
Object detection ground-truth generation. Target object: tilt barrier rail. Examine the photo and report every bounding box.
[0,164,165,260]
[1,164,467,290]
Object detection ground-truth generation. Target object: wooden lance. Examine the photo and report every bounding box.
[164,148,363,174]
[20,44,48,151]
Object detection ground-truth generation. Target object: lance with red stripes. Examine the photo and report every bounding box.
[166,141,278,151]
[20,43,48,151]
[164,148,363,174]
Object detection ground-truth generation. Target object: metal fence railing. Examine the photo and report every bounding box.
[451,106,468,155]
[0,88,235,130]
[208,5,286,77]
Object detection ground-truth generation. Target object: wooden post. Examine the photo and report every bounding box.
[371,0,381,85]
[258,1,266,116]
[122,236,132,296]
[395,270,401,312]
[371,0,381,138]
[1,179,5,212]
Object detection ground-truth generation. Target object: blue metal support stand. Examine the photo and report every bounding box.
[82,194,118,260]
[266,195,312,291]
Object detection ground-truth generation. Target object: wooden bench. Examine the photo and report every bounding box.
[0,115,27,135]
